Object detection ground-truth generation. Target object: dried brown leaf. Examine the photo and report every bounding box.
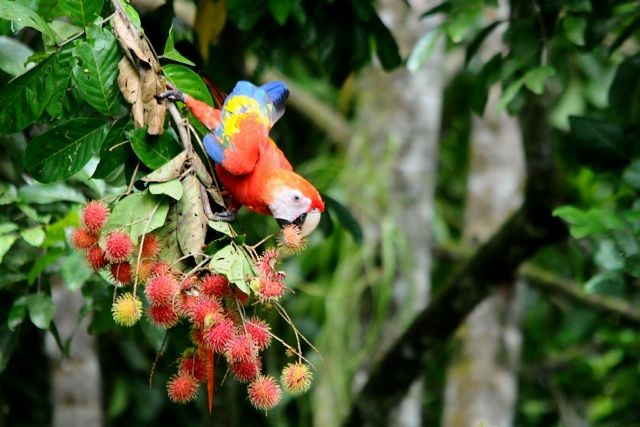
[177,174,207,263]
[142,150,188,182]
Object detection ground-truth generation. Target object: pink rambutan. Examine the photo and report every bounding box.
[201,274,230,298]
[231,356,261,383]
[133,259,154,283]
[71,228,97,249]
[189,296,222,329]
[148,303,178,328]
[257,278,285,302]
[140,233,161,259]
[110,262,132,284]
[277,224,307,254]
[150,261,171,277]
[105,231,132,262]
[203,317,235,353]
[177,293,198,319]
[257,248,279,279]
[144,274,178,306]
[86,246,107,271]
[247,375,281,411]
[224,333,257,363]
[179,350,207,383]
[281,362,313,395]
[245,317,272,350]
[81,200,109,234]
[167,372,199,404]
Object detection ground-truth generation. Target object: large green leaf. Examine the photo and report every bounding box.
[26,293,55,330]
[0,0,60,42]
[552,205,623,238]
[0,52,57,132]
[59,0,102,27]
[149,179,183,201]
[45,46,75,119]
[371,14,401,71]
[0,36,33,76]
[102,190,170,244]
[92,117,132,179]
[162,63,214,104]
[128,126,182,170]
[24,118,109,183]
[407,29,441,74]
[72,26,122,116]
[609,54,640,125]
[324,195,363,244]
[162,25,195,66]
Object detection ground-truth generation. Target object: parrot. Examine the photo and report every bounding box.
[159,81,324,237]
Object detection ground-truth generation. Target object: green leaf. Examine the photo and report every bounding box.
[522,65,555,95]
[552,206,623,238]
[59,0,102,26]
[162,25,195,66]
[0,0,60,42]
[268,0,293,25]
[26,293,55,330]
[177,174,207,261]
[568,116,627,169]
[8,297,27,331]
[18,182,86,204]
[0,51,57,132]
[608,54,640,125]
[496,78,524,112]
[464,21,502,66]
[149,179,183,201]
[445,6,481,43]
[92,117,132,179]
[209,244,236,273]
[0,223,18,234]
[141,150,188,183]
[407,29,441,74]
[72,26,122,116]
[563,15,586,46]
[24,118,109,183]
[45,46,75,118]
[371,15,402,71]
[102,190,169,244]
[594,240,624,271]
[609,16,640,55]
[28,248,64,284]
[420,2,450,18]
[0,35,33,76]
[208,220,233,237]
[0,323,18,371]
[162,64,214,105]
[128,126,183,170]
[0,234,18,263]
[20,227,45,247]
[623,159,640,189]
[62,251,93,291]
[324,195,363,244]
[584,272,624,296]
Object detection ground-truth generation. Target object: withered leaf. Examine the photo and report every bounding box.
[191,153,213,187]
[177,174,208,263]
[142,150,188,182]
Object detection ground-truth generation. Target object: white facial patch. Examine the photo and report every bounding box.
[269,187,311,223]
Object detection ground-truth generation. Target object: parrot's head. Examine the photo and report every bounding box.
[269,173,325,237]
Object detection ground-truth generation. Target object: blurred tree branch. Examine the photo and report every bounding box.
[344,93,567,426]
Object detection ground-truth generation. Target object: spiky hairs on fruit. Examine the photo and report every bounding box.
[111,293,142,327]
[281,362,313,395]
[81,200,109,234]
[144,274,178,306]
[225,333,257,363]
[71,228,97,249]
[231,356,261,383]
[203,317,235,353]
[201,274,230,298]
[105,231,132,263]
[167,372,199,404]
[247,375,281,411]
[148,304,179,328]
[277,224,307,254]
[86,246,107,271]
[140,234,161,259]
[110,262,132,284]
[179,349,207,382]
[245,317,272,350]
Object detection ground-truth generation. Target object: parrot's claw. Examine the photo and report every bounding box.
[156,90,186,103]
[212,210,236,223]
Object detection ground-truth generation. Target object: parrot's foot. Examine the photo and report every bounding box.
[212,210,236,223]
[156,90,186,103]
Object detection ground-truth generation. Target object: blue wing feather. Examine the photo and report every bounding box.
[261,81,289,124]
[203,133,225,164]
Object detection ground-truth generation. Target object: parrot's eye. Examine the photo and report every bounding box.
[293,194,301,202]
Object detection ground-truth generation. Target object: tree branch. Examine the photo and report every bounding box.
[343,93,566,426]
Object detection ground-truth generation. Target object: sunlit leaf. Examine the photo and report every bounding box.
[149,179,184,201]
[128,127,182,170]
[26,293,55,330]
[20,227,45,247]
[162,63,214,104]
[102,191,170,244]
[59,0,102,26]
[162,25,195,66]
[0,36,33,76]
[407,29,441,74]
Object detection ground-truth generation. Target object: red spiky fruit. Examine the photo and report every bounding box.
[150,261,172,277]
[167,372,199,404]
[140,234,161,259]
[231,356,261,383]
[203,317,235,353]
[189,296,222,329]
[225,333,257,363]
[133,259,154,283]
[71,228,97,249]
[257,278,285,302]
[110,262,132,284]
[148,304,178,328]
[247,375,281,411]
[81,201,109,234]
[201,274,230,298]
[245,317,272,350]
[179,350,207,383]
[105,231,132,262]
[86,246,107,271]
[145,274,178,306]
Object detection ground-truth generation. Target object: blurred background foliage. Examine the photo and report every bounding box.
[1,0,640,426]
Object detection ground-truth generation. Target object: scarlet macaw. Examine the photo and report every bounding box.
[160,81,324,236]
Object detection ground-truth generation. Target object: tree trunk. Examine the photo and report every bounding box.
[45,276,103,427]
[443,2,525,424]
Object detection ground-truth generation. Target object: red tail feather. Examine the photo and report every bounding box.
[207,349,215,414]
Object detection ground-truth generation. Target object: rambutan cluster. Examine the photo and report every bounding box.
[71,200,314,412]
